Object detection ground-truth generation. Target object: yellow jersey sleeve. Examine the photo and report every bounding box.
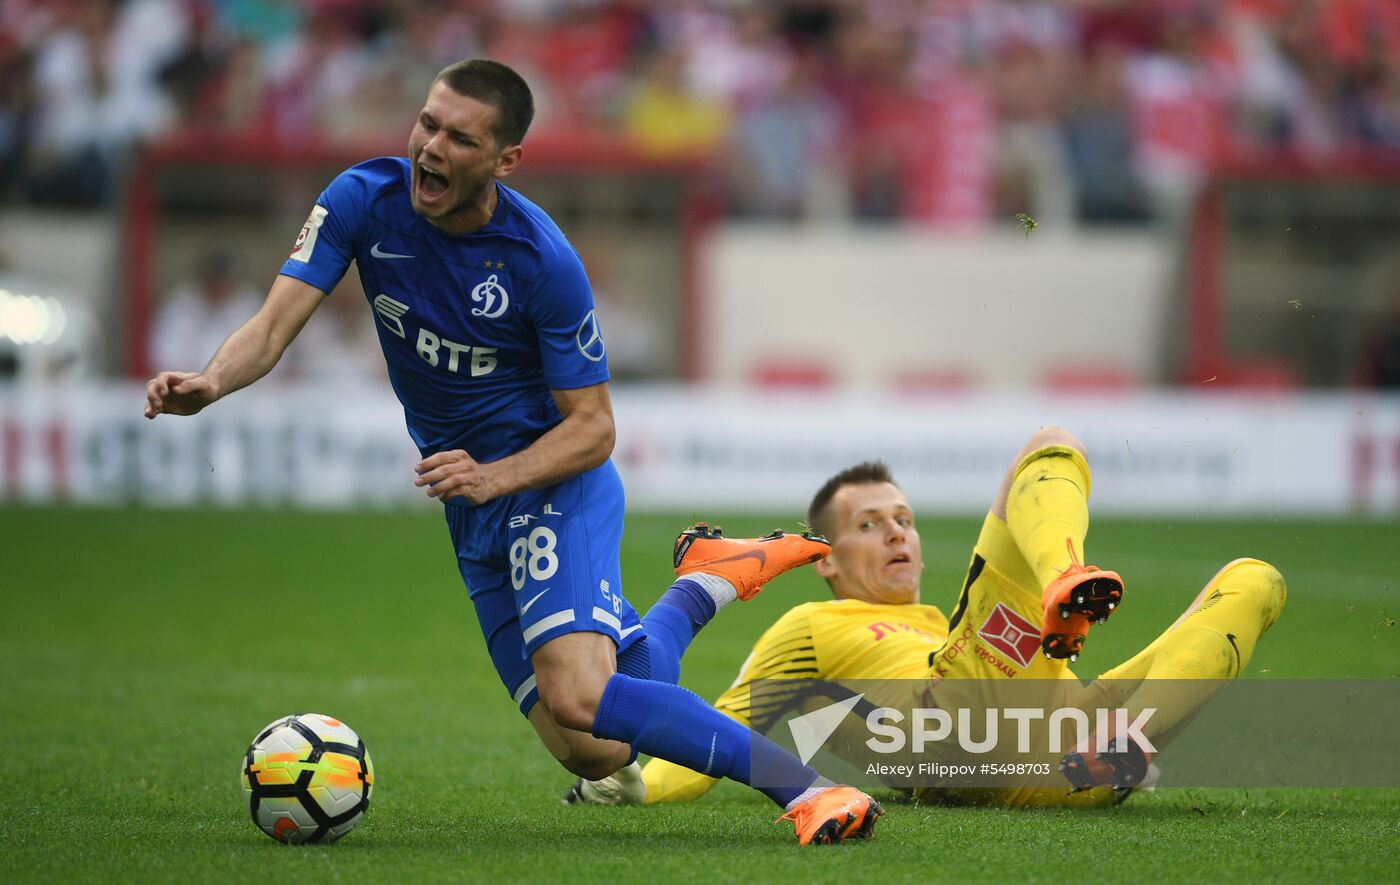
[641,606,818,804]
[807,600,948,681]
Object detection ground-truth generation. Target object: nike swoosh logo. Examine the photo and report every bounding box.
[620,624,643,639]
[521,588,549,616]
[370,242,414,259]
[1225,633,1242,674]
[711,549,767,569]
[1037,476,1083,492]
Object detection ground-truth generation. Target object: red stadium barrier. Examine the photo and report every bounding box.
[1182,151,1400,388]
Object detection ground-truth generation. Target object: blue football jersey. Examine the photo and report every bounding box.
[279,157,610,475]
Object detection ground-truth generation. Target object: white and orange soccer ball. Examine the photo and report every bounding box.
[241,713,374,844]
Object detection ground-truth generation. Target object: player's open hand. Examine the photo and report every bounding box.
[414,449,500,505]
[144,371,220,419]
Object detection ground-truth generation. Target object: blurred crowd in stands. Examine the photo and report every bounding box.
[2,0,1399,224]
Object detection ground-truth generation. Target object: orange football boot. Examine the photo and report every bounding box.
[778,786,884,846]
[1040,539,1124,661]
[673,523,830,601]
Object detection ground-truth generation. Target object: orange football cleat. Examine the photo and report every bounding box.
[673,523,830,601]
[778,786,884,846]
[1040,539,1124,661]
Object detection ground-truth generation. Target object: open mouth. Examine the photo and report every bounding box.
[886,554,912,568]
[417,163,449,199]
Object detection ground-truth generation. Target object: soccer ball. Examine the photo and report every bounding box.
[241,713,374,844]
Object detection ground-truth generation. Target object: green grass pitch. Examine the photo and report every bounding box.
[2,506,1397,882]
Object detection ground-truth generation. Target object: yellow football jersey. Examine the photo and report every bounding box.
[642,598,949,803]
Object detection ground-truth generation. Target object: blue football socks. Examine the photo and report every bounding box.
[640,578,718,685]
[591,672,821,808]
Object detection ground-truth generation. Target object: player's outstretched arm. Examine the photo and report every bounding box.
[415,381,615,505]
[144,275,325,419]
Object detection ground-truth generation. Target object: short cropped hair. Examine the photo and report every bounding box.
[806,461,897,541]
[434,59,535,147]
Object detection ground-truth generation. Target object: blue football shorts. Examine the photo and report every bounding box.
[444,459,643,715]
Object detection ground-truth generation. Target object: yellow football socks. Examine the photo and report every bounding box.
[1006,445,1093,590]
[1093,558,1287,743]
[1106,558,1286,685]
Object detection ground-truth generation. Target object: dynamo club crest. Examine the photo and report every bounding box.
[471,274,509,318]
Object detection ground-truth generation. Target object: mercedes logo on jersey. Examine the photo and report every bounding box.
[575,310,605,362]
[470,274,510,318]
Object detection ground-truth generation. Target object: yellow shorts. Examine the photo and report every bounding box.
[931,512,1075,683]
[922,513,1116,809]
